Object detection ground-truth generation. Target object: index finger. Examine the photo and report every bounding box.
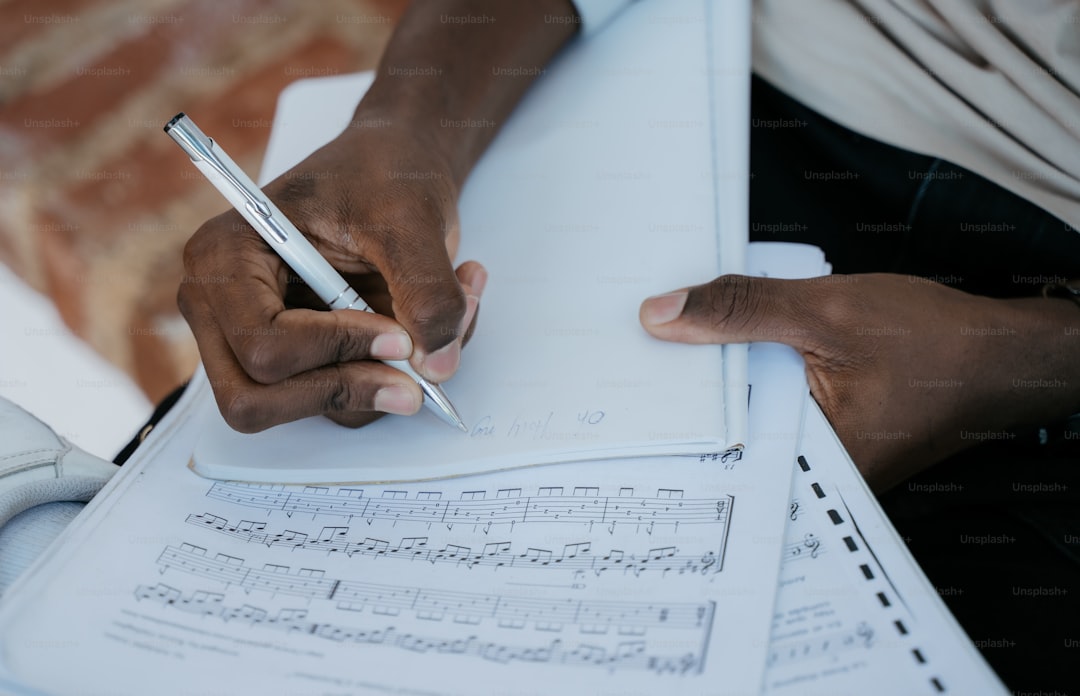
[181,212,414,385]
[356,202,468,383]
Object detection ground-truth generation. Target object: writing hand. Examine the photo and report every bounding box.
[178,0,579,433]
[641,274,1080,490]
[179,124,485,432]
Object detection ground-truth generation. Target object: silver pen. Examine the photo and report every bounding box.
[165,112,467,432]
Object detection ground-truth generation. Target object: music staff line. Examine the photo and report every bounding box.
[767,620,874,668]
[783,533,823,564]
[157,543,715,635]
[207,482,733,533]
[184,513,724,578]
[134,583,710,675]
[693,448,743,464]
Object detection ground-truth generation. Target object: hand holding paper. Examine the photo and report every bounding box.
[641,272,1080,491]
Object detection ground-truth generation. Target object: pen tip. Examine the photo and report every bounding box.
[457,420,468,433]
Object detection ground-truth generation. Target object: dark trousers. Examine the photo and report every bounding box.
[751,75,1080,692]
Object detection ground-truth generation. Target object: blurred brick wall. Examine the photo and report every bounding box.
[0,0,406,402]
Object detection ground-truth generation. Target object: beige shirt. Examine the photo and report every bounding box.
[754,0,1080,228]
[575,0,1080,229]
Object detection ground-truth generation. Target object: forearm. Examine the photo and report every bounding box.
[883,291,1080,471]
[357,0,579,187]
[986,294,1080,432]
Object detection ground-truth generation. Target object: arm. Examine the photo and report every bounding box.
[179,1,579,432]
[641,274,1080,491]
[363,0,581,186]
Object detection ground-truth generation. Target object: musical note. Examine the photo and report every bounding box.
[522,547,553,565]
[696,447,742,464]
[782,533,824,563]
[184,512,730,580]
[562,542,590,559]
[766,621,876,667]
[204,484,733,532]
[134,583,711,674]
[260,529,300,551]
[151,545,716,633]
[236,519,267,534]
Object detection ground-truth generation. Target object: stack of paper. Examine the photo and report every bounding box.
[0,243,1006,695]
[0,267,805,693]
[0,1,1007,693]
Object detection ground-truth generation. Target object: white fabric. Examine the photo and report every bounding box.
[755,0,1080,229]
[575,0,1080,228]
[0,502,83,595]
[0,398,119,524]
[0,398,119,589]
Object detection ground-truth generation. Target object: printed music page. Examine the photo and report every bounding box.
[0,337,806,696]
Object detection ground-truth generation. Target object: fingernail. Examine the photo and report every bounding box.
[374,384,420,415]
[370,331,412,359]
[641,291,688,326]
[415,295,476,382]
[420,339,461,382]
[469,266,488,297]
[462,294,479,332]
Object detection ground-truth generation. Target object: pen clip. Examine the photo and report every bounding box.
[164,113,273,220]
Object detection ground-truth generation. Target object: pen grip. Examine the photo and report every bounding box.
[338,304,425,385]
[168,114,465,428]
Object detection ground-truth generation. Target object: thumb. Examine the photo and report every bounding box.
[639,275,812,348]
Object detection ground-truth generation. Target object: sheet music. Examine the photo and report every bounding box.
[763,400,1008,694]
[192,0,751,485]
[0,331,807,695]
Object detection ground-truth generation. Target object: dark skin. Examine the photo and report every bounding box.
[640,274,1080,491]
[180,0,1080,490]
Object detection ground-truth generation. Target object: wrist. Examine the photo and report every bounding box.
[989,295,1080,427]
[347,98,470,192]
[351,0,578,185]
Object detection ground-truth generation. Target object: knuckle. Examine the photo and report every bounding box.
[325,370,367,414]
[220,391,266,434]
[182,219,224,273]
[408,290,467,349]
[702,275,764,332]
[176,283,195,321]
[238,335,288,384]
[328,314,377,362]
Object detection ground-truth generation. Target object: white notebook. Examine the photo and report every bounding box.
[191,0,749,484]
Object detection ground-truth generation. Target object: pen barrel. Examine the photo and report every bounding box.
[188,156,354,309]
[329,287,370,312]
